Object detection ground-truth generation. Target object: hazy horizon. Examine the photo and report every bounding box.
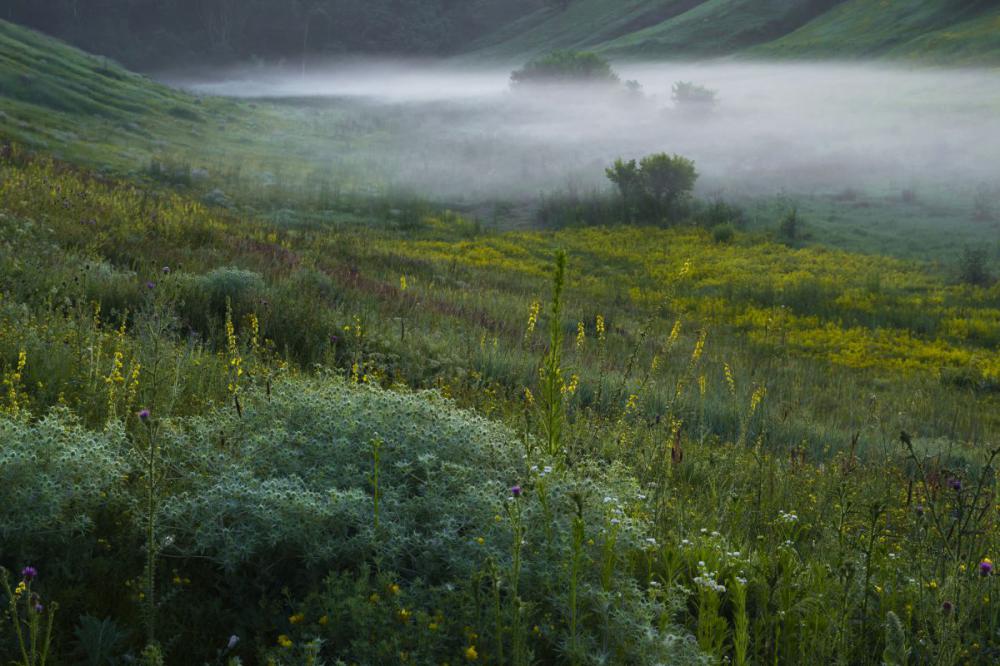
[161,59,1000,204]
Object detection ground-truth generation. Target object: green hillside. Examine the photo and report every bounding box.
[466,0,700,61]
[753,0,1000,63]
[0,19,225,169]
[0,20,392,200]
[595,0,841,59]
[5,0,1000,67]
[469,0,1000,64]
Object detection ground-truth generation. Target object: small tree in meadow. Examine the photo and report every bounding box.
[605,153,698,224]
[638,153,698,218]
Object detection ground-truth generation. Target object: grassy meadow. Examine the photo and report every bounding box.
[2,16,1000,666]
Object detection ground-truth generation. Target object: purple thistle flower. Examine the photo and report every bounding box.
[33,603,44,614]
[138,408,151,422]
[162,266,171,274]
[942,600,954,613]
[510,485,522,498]
[980,559,994,576]
[146,281,156,290]
[20,566,37,581]
[948,478,963,492]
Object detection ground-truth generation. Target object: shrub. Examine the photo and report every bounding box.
[535,188,620,228]
[959,246,993,287]
[175,267,265,336]
[672,81,718,111]
[0,377,697,664]
[0,410,128,549]
[712,223,735,244]
[606,153,698,225]
[511,51,620,87]
[697,199,746,230]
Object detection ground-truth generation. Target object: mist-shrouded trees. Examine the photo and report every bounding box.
[511,50,620,87]
[606,153,698,225]
[672,81,718,112]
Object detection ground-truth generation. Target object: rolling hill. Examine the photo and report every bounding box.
[4,0,1000,67]
[467,0,1000,64]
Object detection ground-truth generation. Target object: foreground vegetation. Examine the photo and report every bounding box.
[1,134,999,664]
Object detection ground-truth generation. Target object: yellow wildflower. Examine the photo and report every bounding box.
[525,300,540,338]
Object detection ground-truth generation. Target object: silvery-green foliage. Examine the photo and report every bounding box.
[0,409,127,544]
[158,379,523,577]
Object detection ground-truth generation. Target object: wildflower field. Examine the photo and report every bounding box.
[2,131,1000,664]
[3,16,1000,666]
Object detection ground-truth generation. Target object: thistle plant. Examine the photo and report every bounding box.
[0,566,57,666]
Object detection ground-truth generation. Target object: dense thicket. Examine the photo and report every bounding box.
[2,0,546,68]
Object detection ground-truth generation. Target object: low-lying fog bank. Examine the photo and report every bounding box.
[163,60,1000,202]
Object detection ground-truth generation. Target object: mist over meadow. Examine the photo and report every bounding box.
[165,60,1000,202]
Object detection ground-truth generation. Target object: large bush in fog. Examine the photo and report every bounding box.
[511,50,620,86]
[672,81,718,111]
[606,153,698,224]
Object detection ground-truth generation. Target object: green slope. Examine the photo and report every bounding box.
[0,19,228,169]
[752,0,1000,64]
[0,20,368,193]
[467,0,703,61]
[595,0,842,58]
[470,0,1000,64]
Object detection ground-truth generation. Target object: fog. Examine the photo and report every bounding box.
[165,60,1000,204]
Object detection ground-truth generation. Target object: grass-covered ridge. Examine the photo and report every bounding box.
[0,20,388,199]
[467,0,1000,64]
[753,0,1000,63]
[6,0,1000,68]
